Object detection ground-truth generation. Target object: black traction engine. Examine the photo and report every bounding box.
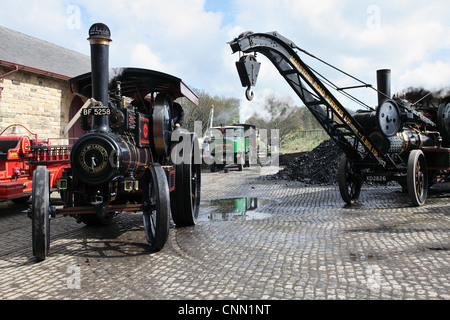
[29,23,201,261]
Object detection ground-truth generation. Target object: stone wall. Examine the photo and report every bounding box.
[0,66,74,144]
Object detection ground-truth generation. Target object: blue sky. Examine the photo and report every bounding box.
[204,0,236,25]
[1,0,450,120]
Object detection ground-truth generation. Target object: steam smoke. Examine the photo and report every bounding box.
[403,86,450,104]
[214,112,233,126]
[109,68,125,85]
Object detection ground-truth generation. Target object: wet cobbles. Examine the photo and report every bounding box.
[0,167,448,300]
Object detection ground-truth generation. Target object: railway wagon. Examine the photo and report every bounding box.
[28,23,201,261]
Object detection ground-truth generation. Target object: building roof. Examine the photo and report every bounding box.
[0,25,90,80]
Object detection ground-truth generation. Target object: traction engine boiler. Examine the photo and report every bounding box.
[29,23,201,261]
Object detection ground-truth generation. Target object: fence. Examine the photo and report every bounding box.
[296,129,328,139]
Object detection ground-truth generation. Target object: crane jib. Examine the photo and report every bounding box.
[289,55,383,164]
[230,31,391,168]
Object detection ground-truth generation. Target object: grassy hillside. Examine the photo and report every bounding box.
[280,133,328,154]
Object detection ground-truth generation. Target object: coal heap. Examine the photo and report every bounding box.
[271,139,343,185]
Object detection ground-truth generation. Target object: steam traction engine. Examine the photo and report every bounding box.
[29,23,201,261]
[229,31,450,207]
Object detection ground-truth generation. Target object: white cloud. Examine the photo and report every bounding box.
[0,1,71,42]
[1,0,450,120]
[399,61,450,92]
[130,43,167,72]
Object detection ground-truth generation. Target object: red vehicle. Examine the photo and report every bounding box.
[0,124,70,203]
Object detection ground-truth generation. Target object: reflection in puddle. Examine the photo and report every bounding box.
[199,198,276,221]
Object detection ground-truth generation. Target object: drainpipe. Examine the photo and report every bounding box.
[0,64,19,101]
[0,64,19,80]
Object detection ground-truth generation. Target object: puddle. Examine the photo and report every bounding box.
[198,198,276,221]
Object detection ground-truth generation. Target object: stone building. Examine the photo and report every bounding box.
[0,25,90,144]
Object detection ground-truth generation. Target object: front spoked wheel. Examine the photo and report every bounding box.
[338,154,362,205]
[31,166,51,261]
[407,150,428,206]
[143,164,170,252]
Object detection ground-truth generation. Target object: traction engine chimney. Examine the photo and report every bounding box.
[88,23,112,133]
[377,69,391,107]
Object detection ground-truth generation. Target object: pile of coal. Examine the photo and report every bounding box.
[271,139,343,185]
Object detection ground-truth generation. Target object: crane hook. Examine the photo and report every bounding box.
[245,87,254,101]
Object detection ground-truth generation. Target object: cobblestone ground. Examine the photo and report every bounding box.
[0,166,448,300]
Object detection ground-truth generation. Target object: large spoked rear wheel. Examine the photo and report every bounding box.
[143,164,170,252]
[32,166,51,261]
[171,134,201,227]
[338,154,362,205]
[153,95,173,158]
[407,150,428,206]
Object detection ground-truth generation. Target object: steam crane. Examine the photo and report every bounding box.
[229,31,450,206]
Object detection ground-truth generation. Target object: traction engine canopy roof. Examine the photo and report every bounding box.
[69,67,199,106]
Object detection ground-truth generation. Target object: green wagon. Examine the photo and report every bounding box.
[203,125,256,172]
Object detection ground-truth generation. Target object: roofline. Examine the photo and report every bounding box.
[0,59,71,81]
